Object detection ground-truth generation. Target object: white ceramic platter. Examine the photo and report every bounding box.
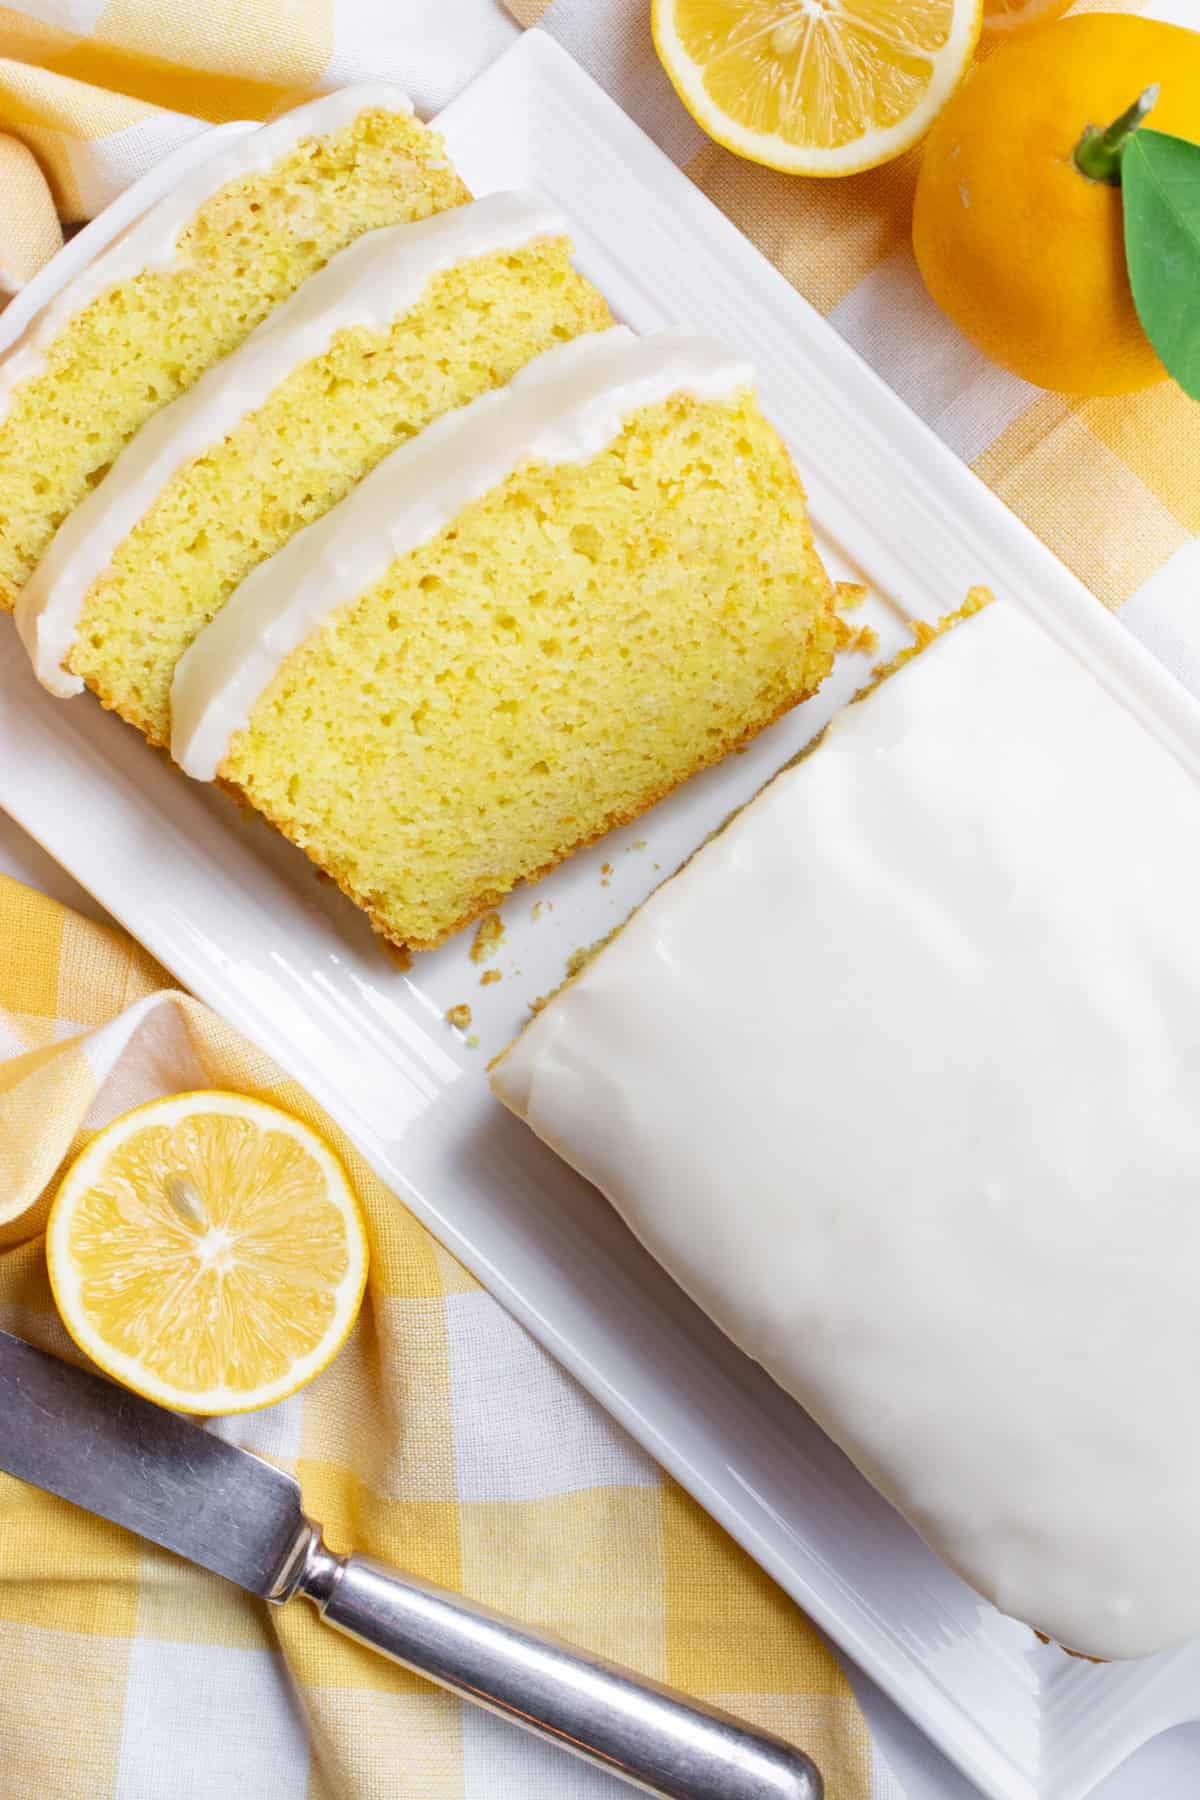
[3,35,1199,1800]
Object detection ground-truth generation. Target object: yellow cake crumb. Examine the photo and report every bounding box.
[446,1003,472,1030]
[479,968,502,987]
[846,624,880,656]
[835,581,869,611]
[470,913,506,965]
[466,1034,480,1049]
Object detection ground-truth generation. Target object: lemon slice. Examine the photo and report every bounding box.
[47,1091,368,1415]
[653,0,983,176]
[982,0,1071,35]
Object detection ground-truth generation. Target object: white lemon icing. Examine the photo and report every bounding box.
[15,194,567,698]
[491,599,1200,1662]
[170,327,753,780]
[0,84,416,421]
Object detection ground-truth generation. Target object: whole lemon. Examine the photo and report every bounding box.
[913,14,1200,395]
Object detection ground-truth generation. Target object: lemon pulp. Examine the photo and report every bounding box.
[47,1091,367,1414]
[654,0,982,174]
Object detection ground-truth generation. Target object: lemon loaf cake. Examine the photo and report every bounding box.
[491,597,1200,1663]
[0,85,468,609]
[166,327,838,949]
[16,195,610,742]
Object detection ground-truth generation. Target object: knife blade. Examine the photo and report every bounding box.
[0,1327,308,1595]
[0,1328,822,1800]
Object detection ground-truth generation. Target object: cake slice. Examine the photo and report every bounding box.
[16,194,610,742]
[0,86,469,609]
[490,597,1200,1662]
[168,327,838,949]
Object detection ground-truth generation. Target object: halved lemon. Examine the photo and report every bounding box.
[46,1091,368,1415]
[982,0,1072,36]
[653,0,983,175]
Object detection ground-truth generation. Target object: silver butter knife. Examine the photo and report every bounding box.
[0,1329,822,1799]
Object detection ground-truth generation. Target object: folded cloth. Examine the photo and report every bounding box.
[0,134,61,299]
[0,873,877,1799]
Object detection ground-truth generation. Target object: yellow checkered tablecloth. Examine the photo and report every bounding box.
[0,874,879,1798]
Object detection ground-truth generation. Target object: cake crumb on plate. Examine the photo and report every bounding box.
[470,912,506,964]
[846,623,879,656]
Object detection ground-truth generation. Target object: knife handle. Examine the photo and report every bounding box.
[291,1534,822,1800]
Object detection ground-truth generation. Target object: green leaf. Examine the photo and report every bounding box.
[1123,127,1200,401]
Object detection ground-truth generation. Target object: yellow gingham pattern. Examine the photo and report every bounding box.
[0,873,880,1799]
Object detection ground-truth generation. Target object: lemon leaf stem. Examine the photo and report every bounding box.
[1074,85,1159,185]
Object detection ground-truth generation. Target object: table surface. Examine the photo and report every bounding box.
[4,6,1200,1793]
